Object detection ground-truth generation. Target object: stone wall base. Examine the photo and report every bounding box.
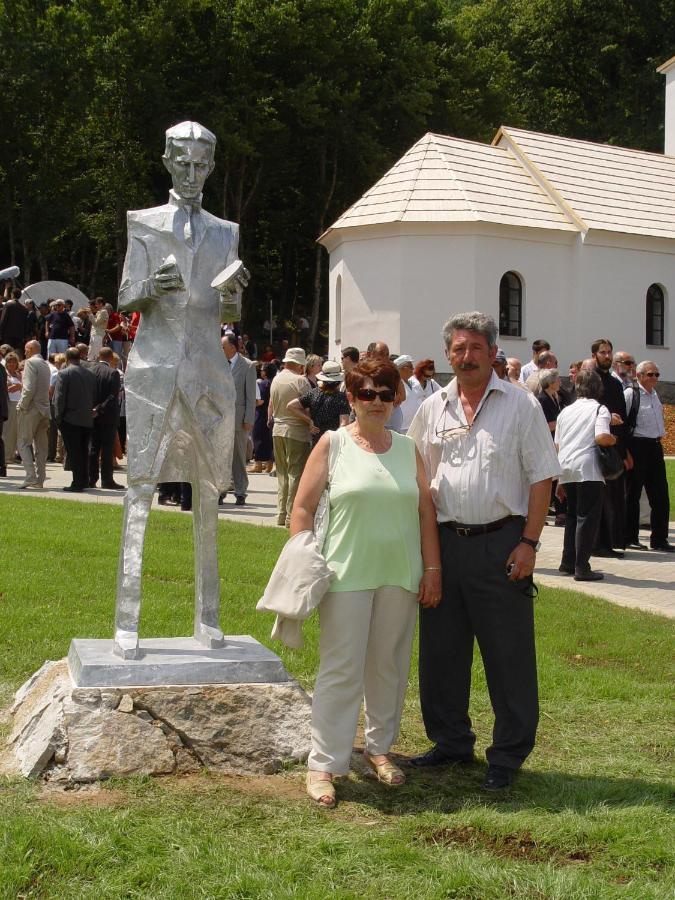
[0,659,312,784]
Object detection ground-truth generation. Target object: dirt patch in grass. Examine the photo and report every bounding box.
[564,653,642,671]
[418,825,593,866]
[39,782,129,807]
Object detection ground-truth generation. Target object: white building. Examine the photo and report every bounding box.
[320,62,675,383]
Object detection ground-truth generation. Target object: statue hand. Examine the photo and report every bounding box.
[153,258,184,294]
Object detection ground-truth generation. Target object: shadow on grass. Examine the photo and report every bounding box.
[335,755,673,817]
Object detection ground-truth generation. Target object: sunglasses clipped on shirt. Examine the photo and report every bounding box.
[355,387,396,403]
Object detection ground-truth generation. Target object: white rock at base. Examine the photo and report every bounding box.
[1,658,312,783]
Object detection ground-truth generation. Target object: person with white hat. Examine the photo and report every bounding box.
[287,359,350,446]
[269,347,312,526]
[393,355,423,433]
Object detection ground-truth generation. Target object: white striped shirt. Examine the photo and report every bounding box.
[408,371,561,524]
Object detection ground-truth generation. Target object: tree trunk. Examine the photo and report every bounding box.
[6,186,15,265]
[22,238,32,285]
[87,244,101,297]
[309,146,337,350]
[39,254,49,280]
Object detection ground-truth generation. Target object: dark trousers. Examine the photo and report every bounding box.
[0,420,5,474]
[596,470,626,551]
[158,481,192,511]
[419,518,538,770]
[626,438,669,547]
[59,422,91,489]
[561,481,604,573]
[89,420,118,486]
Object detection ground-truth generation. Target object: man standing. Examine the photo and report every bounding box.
[591,338,630,557]
[45,299,75,355]
[625,362,673,553]
[519,339,550,384]
[394,354,422,433]
[408,312,559,789]
[89,346,123,489]
[87,297,109,361]
[16,339,51,489]
[222,333,257,505]
[611,351,637,387]
[0,288,28,352]
[524,350,558,393]
[53,347,97,492]
[269,347,311,526]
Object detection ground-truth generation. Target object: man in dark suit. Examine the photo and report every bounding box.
[89,346,123,489]
[0,289,28,352]
[53,347,97,492]
[222,333,257,505]
[591,338,630,557]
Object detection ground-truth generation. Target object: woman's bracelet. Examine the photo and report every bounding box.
[424,566,441,572]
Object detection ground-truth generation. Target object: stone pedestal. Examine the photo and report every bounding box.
[1,652,312,784]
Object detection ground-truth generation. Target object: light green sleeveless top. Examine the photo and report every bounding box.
[323,428,423,593]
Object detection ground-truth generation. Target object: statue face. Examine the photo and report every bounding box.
[164,138,214,200]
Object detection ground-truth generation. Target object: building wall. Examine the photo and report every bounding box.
[327,224,675,381]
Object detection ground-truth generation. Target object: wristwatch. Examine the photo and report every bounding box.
[519,536,541,552]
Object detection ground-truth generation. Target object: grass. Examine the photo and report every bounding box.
[1,495,674,899]
[666,457,675,517]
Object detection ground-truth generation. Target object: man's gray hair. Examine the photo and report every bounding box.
[442,312,498,349]
[636,360,655,375]
[165,121,216,157]
[539,368,559,391]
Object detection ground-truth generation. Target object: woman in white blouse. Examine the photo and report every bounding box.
[409,358,441,400]
[554,368,616,582]
[3,352,22,464]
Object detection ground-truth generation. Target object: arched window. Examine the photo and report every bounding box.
[646,284,665,346]
[335,274,342,344]
[499,271,522,337]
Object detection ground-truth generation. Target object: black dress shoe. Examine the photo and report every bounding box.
[593,548,623,559]
[102,481,125,490]
[483,764,515,791]
[558,564,574,575]
[627,542,648,550]
[235,495,246,506]
[574,570,604,582]
[650,543,675,553]
[408,746,474,768]
[62,485,85,493]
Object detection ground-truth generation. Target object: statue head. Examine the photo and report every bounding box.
[163,121,216,201]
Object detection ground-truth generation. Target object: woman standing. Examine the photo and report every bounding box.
[409,359,441,400]
[291,359,441,807]
[554,368,615,581]
[287,360,350,447]
[4,352,22,465]
[304,354,323,388]
[249,362,276,473]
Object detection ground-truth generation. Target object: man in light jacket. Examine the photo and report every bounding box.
[16,340,51,488]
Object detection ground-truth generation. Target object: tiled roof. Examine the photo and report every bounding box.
[323,132,578,236]
[323,127,675,242]
[496,127,675,239]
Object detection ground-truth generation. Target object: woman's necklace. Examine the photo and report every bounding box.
[351,426,392,454]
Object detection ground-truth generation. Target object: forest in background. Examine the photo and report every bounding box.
[1,0,675,346]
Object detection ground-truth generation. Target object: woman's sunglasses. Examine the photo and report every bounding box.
[355,388,396,403]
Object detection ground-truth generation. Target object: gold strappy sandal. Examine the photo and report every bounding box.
[306,772,336,808]
[364,753,406,786]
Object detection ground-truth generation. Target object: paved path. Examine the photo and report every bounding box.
[2,458,673,620]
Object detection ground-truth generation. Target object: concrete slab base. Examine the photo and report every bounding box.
[68,636,291,688]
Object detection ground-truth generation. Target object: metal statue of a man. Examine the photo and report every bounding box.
[114,121,248,659]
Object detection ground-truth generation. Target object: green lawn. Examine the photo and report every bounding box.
[667,457,675,517]
[1,496,673,899]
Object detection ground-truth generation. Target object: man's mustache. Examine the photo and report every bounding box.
[457,363,479,370]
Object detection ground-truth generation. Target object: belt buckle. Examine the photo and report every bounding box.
[457,526,471,537]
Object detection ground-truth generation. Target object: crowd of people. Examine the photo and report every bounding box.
[1,290,672,807]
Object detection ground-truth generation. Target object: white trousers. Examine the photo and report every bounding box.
[308,586,418,775]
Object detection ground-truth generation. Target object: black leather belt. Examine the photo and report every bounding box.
[440,515,520,537]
